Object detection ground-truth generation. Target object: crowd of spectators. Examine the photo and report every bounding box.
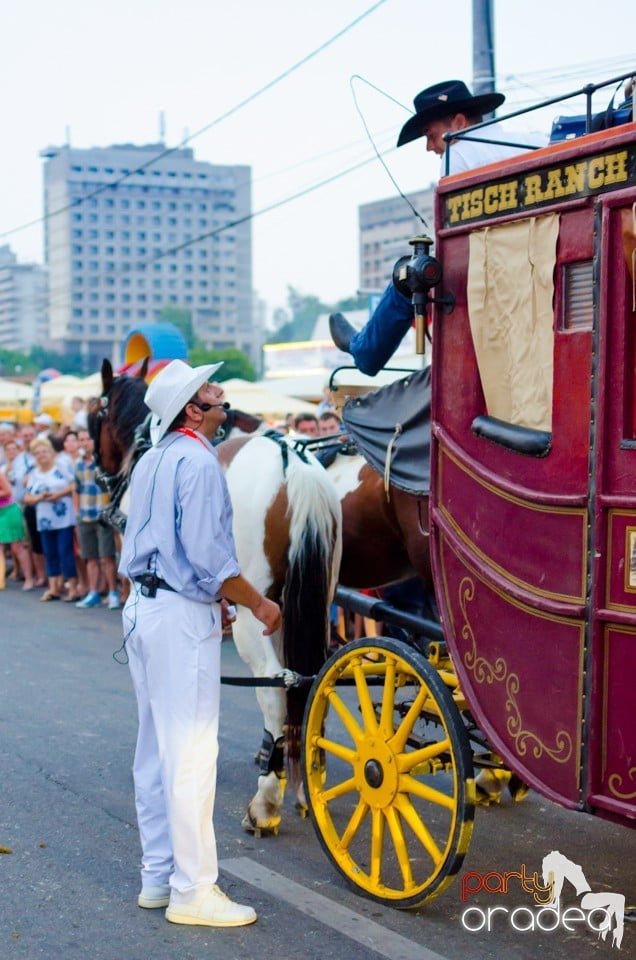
[1,398,361,629]
[0,399,349,600]
[0,413,122,610]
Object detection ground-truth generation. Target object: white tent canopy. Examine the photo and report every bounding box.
[264,360,428,403]
[38,372,104,417]
[0,378,32,403]
[220,379,316,416]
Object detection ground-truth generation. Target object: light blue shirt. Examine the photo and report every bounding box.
[119,430,241,603]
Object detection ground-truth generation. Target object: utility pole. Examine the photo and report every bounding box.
[472,0,495,97]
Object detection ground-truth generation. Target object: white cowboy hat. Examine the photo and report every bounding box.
[145,359,224,444]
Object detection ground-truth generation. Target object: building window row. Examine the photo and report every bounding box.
[70,163,219,182]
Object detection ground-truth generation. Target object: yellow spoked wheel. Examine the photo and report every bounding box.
[303,637,475,908]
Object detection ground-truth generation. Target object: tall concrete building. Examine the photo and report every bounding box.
[0,245,48,352]
[41,143,259,370]
[358,187,435,294]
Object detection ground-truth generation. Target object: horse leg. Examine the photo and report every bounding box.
[232,610,288,836]
[253,687,309,823]
[244,687,288,837]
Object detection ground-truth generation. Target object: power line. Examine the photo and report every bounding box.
[52,56,632,313]
[499,55,635,111]
[501,54,635,88]
[253,125,396,185]
[149,150,397,263]
[43,51,635,315]
[0,0,389,244]
[45,141,399,314]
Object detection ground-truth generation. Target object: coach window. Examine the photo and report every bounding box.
[468,214,559,456]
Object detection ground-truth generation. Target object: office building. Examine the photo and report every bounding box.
[41,142,258,370]
[358,187,435,294]
[0,245,48,352]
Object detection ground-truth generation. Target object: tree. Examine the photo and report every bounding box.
[0,348,34,377]
[267,286,328,344]
[29,346,85,375]
[266,287,371,344]
[0,346,86,377]
[188,346,257,382]
[333,292,368,312]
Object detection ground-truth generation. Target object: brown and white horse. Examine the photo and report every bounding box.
[89,361,342,836]
[326,452,432,593]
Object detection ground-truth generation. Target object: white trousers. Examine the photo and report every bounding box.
[124,588,221,901]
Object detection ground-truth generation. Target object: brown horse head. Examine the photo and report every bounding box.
[89,358,150,477]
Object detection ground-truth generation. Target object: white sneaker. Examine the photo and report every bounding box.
[107,591,121,610]
[165,885,257,927]
[138,883,171,909]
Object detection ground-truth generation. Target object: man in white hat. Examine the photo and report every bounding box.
[119,359,281,928]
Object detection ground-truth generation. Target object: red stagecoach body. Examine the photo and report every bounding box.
[430,121,636,825]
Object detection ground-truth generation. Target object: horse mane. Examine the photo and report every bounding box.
[108,374,150,457]
[120,413,153,478]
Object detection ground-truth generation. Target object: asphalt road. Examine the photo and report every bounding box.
[1,580,635,960]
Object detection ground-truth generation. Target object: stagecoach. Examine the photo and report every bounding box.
[301,72,636,909]
[92,72,636,919]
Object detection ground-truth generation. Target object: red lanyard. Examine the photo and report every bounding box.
[176,427,209,450]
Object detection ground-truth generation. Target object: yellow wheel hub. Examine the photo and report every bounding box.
[354,736,399,808]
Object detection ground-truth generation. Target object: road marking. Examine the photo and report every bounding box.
[220,857,449,960]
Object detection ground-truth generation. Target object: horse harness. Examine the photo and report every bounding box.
[96,413,153,533]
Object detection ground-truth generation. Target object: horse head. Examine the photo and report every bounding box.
[89,357,150,479]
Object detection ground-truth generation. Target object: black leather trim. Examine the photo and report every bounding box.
[471,415,552,457]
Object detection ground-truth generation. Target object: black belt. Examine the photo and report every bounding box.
[134,574,176,596]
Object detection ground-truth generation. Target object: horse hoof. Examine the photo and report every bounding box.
[475,783,501,806]
[295,801,309,819]
[242,811,280,838]
[475,768,509,805]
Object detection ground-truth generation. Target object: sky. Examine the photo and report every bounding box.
[1,0,634,325]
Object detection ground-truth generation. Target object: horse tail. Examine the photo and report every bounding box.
[282,450,342,768]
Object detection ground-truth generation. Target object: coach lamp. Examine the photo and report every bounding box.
[392,235,455,354]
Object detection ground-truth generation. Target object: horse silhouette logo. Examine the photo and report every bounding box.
[542,850,625,949]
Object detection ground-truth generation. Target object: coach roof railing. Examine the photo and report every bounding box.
[443,69,636,175]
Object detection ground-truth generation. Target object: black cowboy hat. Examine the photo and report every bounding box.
[397,79,505,147]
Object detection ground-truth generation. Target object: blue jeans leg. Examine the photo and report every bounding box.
[57,525,77,580]
[349,284,414,376]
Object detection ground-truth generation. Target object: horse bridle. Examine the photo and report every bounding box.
[92,391,152,532]
[92,394,115,494]
[97,415,153,533]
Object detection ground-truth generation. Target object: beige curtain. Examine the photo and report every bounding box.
[467,214,559,432]
[621,204,636,312]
